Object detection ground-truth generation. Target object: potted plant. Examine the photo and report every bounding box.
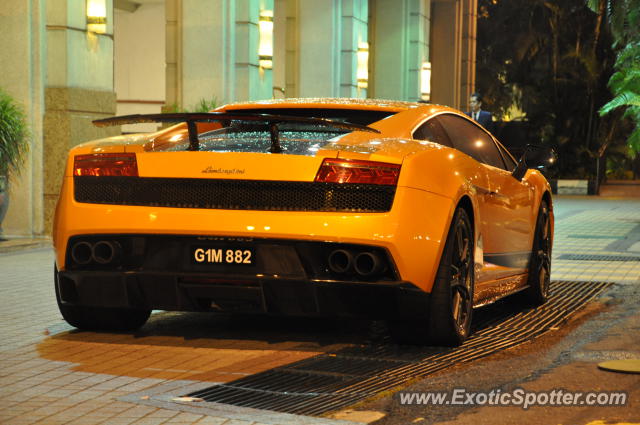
[0,88,29,238]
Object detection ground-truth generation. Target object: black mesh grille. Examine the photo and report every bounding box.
[74,176,396,212]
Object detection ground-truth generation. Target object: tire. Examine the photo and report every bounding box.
[54,265,151,332]
[525,199,552,305]
[390,207,474,346]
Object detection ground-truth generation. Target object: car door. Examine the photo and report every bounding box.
[434,113,534,275]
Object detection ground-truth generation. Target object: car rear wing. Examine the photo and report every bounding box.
[93,112,381,153]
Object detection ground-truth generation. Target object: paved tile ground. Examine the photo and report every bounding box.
[0,196,639,425]
[0,253,356,425]
[550,197,640,284]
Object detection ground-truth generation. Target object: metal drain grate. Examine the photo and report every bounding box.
[187,281,612,416]
[558,254,640,261]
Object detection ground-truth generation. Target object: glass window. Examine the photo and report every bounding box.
[161,122,345,155]
[435,114,507,170]
[412,118,453,147]
[497,142,518,171]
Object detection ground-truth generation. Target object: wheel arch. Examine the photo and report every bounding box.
[453,193,476,258]
[456,195,475,232]
[541,189,553,213]
[539,189,554,245]
[456,194,477,283]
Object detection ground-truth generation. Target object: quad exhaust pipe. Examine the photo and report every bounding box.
[354,251,383,277]
[328,249,385,278]
[70,240,121,266]
[70,241,93,265]
[328,249,353,274]
[92,240,121,264]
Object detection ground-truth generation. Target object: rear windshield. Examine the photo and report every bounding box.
[162,108,396,155]
[167,122,345,155]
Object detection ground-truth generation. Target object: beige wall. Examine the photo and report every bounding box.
[46,0,114,90]
[42,0,118,235]
[0,0,46,238]
[43,88,118,235]
[115,3,165,133]
[2,0,119,237]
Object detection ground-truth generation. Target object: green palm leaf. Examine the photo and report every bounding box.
[600,92,640,115]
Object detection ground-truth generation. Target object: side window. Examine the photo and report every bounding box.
[435,114,507,170]
[497,142,518,171]
[412,118,453,148]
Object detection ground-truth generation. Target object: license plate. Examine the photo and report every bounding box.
[191,246,255,266]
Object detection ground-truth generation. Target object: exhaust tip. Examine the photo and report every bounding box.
[70,241,93,265]
[328,249,353,274]
[92,240,121,264]
[354,251,382,277]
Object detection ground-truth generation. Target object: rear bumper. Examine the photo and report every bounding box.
[56,270,429,319]
[56,234,430,319]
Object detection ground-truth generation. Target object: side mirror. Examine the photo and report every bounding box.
[512,144,557,181]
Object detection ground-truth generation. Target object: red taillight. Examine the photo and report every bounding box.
[314,158,401,185]
[73,153,138,177]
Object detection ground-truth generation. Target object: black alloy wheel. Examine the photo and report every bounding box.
[389,207,474,346]
[426,207,475,346]
[525,199,552,305]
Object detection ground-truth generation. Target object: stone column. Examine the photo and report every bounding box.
[166,0,234,108]
[272,0,287,98]
[339,0,369,98]
[285,0,368,99]
[460,0,477,109]
[0,0,46,237]
[370,0,429,101]
[115,3,166,133]
[166,0,273,107]
[430,0,476,110]
[284,0,300,98]
[44,0,118,234]
[235,0,274,101]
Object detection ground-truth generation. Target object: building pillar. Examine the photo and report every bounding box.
[235,0,274,101]
[166,0,234,108]
[115,3,166,133]
[460,0,477,109]
[283,0,300,98]
[370,0,429,102]
[43,0,118,234]
[166,0,273,108]
[0,0,46,237]
[430,0,475,110]
[272,0,287,98]
[339,0,369,98]
[285,0,368,98]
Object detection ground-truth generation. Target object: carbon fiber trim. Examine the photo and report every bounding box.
[73,176,396,212]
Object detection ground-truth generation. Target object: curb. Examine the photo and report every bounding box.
[0,238,52,254]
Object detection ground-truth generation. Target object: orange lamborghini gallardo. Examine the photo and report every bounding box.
[53,98,555,346]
